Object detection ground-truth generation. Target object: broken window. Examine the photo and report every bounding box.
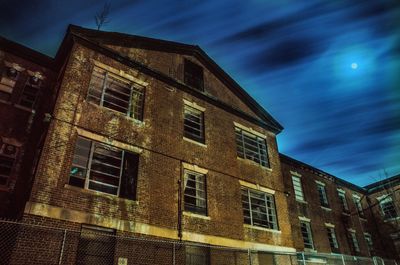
[184,170,207,215]
[69,136,139,199]
[0,142,18,186]
[184,60,204,92]
[0,66,19,101]
[241,187,278,230]
[183,105,204,143]
[235,127,269,167]
[87,66,145,120]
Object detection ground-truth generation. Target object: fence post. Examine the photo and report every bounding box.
[248,249,252,265]
[58,229,67,265]
[341,254,346,265]
[172,242,176,265]
[301,252,306,265]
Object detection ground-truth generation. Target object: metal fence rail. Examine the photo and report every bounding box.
[0,219,397,265]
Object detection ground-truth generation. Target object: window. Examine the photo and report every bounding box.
[348,231,360,253]
[184,60,204,92]
[18,76,42,109]
[186,246,209,265]
[77,225,115,265]
[241,187,278,229]
[300,221,314,249]
[87,66,145,120]
[69,136,139,199]
[235,127,269,167]
[352,195,364,217]
[292,176,305,201]
[183,105,204,143]
[0,66,19,101]
[0,142,18,186]
[337,190,349,212]
[326,227,339,251]
[379,196,398,219]
[184,170,207,215]
[364,233,373,251]
[317,183,329,208]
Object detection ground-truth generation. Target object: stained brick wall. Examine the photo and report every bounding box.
[26,41,294,250]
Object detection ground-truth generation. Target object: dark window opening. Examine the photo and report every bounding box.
[184,60,204,92]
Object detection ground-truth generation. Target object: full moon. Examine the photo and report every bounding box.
[351,62,358,69]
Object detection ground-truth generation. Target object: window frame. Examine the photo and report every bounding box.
[183,104,205,144]
[378,196,398,220]
[87,65,145,121]
[0,141,18,187]
[300,221,314,250]
[317,183,329,208]
[183,169,208,216]
[326,227,339,251]
[184,59,204,92]
[18,76,42,109]
[241,187,278,230]
[348,231,360,253]
[235,127,270,168]
[0,65,20,102]
[68,136,139,199]
[337,190,349,213]
[364,233,373,252]
[352,195,365,218]
[292,176,305,202]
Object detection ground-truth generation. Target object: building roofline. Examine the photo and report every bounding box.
[66,25,283,133]
[364,174,400,194]
[279,153,366,193]
[0,36,54,69]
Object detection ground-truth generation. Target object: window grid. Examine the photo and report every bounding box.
[327,227,339,251]
[0,143,18,187]
[292,176,305,201]
[349,231,360,253]
[184,170,207,216]
[379,196,398,219]
[19,78,41,109]
[300,221,314,249]
[183,105,204,143]
[338,191,349,212]
[241,187,278,230]
[235,128,269,167]
[69,137,138,199]
[317,184,329,207]
[364,233,373,251]
[353,196,364,217]
[87,66,145,120]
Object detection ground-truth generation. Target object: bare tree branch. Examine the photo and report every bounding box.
[95,2,111,30]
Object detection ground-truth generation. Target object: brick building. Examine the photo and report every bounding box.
[281,154,400,262]
[0,36,56,218]
[0,25,398,264]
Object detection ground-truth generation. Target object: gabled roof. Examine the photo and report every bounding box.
[65,25,283,133]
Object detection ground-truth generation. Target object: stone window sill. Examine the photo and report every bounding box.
[183,211,210,220]
[183,137,207,147]
[243,224,281,233]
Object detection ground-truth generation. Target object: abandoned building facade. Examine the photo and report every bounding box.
[0,25,398,264]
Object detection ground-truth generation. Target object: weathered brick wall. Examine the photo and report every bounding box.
[281,158,371,257]
[27,42,294,250]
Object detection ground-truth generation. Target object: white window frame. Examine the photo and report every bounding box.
[235,126,269,167]
[348,230,360,253]
[364,233,373,251]
[352,195,365,217]
[87,65,145,121]
[292,176,305,202]
[378,195,398,220]
[326,226,339,250]
[241,187,278,230]
[337,189,349,212]
[183,169,207,216]
[300,221,314,250]
[316,183,329,207]
[183,104,205,143]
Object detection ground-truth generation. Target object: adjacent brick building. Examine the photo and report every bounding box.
[281,154,400,262]
[0,25,398,264]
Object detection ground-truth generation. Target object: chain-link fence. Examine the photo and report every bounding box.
[297,252,399,265]
[0,219,397,265]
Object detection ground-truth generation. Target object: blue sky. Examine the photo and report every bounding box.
[1,0,399,186]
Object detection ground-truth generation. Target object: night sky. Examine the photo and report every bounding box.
[1,0,399,186]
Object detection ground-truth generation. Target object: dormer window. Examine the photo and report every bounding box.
[184,59,204,92]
